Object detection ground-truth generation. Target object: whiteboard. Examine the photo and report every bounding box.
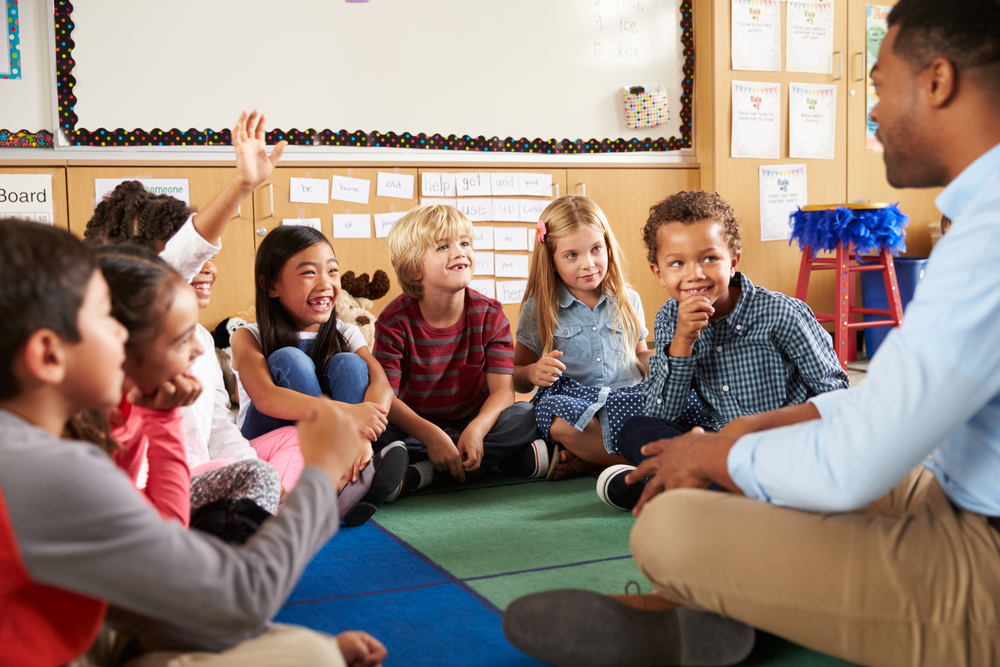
[63,0,691,151]
[0,0,52,137]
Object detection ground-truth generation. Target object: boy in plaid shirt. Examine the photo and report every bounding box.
[598,191,848,510]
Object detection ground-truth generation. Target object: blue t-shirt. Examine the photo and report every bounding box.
[517,285,648,390]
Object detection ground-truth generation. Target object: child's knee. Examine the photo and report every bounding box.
[267,346,314,372]
[325,351,368,378]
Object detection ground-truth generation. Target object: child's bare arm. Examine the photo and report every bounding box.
[357,346,394,415]
[190,111,286,246]
[230,328,318,422]
[514,341,565,392]
[720,403,821,438]
[387,397,464,481]
[636,341,655,378]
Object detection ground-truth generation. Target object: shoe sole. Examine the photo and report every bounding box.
[503,589,754,667]
[343,444,409,527]
[597,464,638,511]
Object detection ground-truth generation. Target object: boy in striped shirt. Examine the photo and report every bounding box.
[373,205,546,498]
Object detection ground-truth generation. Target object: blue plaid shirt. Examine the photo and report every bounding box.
[643,273,848,431]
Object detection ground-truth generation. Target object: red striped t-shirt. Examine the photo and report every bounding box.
[374,289,514,423]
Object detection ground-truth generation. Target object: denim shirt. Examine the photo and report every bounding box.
[517,285,648,390]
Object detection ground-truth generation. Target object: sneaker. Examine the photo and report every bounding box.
[342,441,408,527]
[498,438,556,479]
[596,464,644,511]
[383,459,433,503]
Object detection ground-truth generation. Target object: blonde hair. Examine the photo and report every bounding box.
[387,204,475,300]
[524,195,643,368]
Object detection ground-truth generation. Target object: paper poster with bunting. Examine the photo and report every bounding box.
[789,83,837,160]
[731,81,781,159]
[759,164,807,242]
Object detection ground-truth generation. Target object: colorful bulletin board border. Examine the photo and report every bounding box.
[53,0,694,153]
[3,0,20,80]
[0,129,54,147]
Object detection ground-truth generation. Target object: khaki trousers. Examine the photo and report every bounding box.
[76,624,347,667]
[631,467,1000,667]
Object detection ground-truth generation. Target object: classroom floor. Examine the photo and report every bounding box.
[276,473,862,667]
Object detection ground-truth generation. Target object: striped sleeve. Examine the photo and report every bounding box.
[483,302,515,375]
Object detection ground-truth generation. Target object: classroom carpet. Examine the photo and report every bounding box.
[276,473,861,667]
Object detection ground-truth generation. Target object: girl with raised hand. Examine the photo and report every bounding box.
[515,195,653,480]
[231,225,407,526]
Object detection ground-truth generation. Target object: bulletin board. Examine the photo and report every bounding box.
[53,0,693,153]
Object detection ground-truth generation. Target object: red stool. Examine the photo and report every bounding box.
[792,203,905,370]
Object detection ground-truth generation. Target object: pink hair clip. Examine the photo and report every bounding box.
[536,219,547,243]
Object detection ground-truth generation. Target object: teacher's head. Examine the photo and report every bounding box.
[870,0,1000,189]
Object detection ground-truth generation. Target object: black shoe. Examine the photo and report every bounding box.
[503,589,755,667]
[597,464,645,511]
[497,439,556,479]
[342,441,408,527]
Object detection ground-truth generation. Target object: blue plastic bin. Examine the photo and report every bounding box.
[860,256,928,358]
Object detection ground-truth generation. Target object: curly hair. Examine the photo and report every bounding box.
[642,190,743,264]
[85,180,193,250]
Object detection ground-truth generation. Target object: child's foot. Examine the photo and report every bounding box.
[549,445,601,481]
[383,459,434,503]
[342,441,409,527]
[596,464,644,511]
[497,439,557,479]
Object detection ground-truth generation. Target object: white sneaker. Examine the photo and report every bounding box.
[596,464,643,511]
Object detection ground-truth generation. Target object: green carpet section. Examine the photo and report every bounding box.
[374,473,861,666]
[375,475,636,579]
[466,557,650,610]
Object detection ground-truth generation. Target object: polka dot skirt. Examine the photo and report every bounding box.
[531,376,646,455]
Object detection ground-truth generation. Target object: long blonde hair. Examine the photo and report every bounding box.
[523,195,642,368]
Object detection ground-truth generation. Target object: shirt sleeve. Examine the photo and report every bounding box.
[337,321,367,352]
[5,441,340,632]
[643,302,696,420]
[727,219,1000,512]
[160,215,221,283]
[373,306,406,395]
[132,406,191,527]
[207,362,259,463]
[485,308,515,374]
[515,297,542,355]
[775,299,850,397]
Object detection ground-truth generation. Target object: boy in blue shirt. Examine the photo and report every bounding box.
[599,190,848,510]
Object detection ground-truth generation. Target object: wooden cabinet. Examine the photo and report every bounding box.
[0,164,70,231]
[566,168,701,338]
[66,167,256,331]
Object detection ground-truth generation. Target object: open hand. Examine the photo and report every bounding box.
[527,350,566,388]
[349,441,374,484]
[232,110,286,191]
[127,373,202,410]
[625,428,715,516]
[336,630,387,667]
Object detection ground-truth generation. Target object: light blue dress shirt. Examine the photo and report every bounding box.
[729,142,1000,515]
[517,286,648,390]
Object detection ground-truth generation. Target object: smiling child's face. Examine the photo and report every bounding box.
[650,220,740,308]
[268,242,341,333]
[415,233,474,296]
[122,283,203,394]
[191,258,217,310]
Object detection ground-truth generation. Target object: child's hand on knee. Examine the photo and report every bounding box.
[528,350,566,388]
[457,430,484,473]
[297,399,367,486]
[426,427,465,482]
[335,630,387,667]
[341,402,389,441]
[127,373,202,410]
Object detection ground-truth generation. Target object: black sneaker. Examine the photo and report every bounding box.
[596,464,645,511]
[498,438,556,479]
[342,441,408,527]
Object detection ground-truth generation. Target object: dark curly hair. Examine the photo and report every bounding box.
[84,180,193,250]
[642,190,743,264]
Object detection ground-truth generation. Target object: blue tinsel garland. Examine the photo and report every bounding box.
[789,204,908,255]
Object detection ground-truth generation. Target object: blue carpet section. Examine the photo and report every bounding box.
[276,521,546,666]
[283,521,447,604]
[277,583,546,667]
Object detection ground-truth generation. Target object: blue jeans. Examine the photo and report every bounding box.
[240,347,370,440]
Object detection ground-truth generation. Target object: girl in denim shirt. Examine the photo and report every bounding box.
[514,196,652,480]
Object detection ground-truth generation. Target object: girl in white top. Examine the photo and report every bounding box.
[231,224,397,493]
